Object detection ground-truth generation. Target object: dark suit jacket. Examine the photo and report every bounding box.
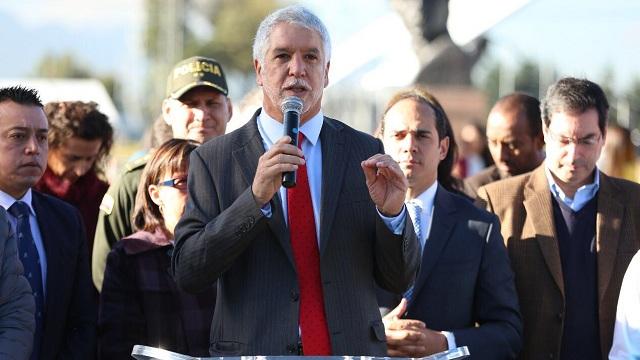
[31,191,96,360]
[172,110,420,356]
[99,230,215,359]
[462,165,505,199]
[378,186,522,359]
[477,165,640,360]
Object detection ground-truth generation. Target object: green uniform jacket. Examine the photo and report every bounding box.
[92,154,148,291]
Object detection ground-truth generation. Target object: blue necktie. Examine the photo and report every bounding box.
[403,201,423,302]
[9,201,43,360]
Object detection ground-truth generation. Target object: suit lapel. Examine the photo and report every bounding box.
[231,111,294,267]
[595,172,623,304]
[411,186,456,298]
[31,192,62,333]
[318,119,347,256]
[522,166,565,296]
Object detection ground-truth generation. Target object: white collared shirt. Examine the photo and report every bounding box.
[406,181,438,251]
[544,165,600,212]
[256,109,406,243]
[0,188,47,297]
[407,181,457,350]
[257,109,324,239]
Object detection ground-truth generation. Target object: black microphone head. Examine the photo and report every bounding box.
[281,96,303,115]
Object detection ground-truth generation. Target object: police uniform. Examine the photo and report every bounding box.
[92,55,229,291]
[92,154,148,291]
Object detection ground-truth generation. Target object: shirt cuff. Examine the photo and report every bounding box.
[260,202,272,218]
[441,331,457,350]
[377,205,407,235]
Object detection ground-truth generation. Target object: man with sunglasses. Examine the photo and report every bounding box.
[477,77,640,360]
[92,56,233,291]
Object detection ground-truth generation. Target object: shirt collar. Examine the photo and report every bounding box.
[257,108,323,146]
[408,180,438,213]
[544,165,600,211]
[0,188,35,216]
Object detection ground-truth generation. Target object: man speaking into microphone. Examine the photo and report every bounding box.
[171,5,420,357]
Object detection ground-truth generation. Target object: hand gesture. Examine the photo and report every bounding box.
[361,154,408,216]
[252,136,304,206]
[383,298,448,357]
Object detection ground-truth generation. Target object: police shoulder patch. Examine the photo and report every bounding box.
[99,194,115,215]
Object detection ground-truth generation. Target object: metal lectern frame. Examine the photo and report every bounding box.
[130,345,470,360]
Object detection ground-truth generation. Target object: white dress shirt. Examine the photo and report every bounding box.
[406,181,437,251]
[609,250,640,359]
[407,181,456,350]
[256,109,406,243]
[0,188,47,297]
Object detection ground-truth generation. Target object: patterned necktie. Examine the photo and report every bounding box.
[9,201,43,360]
[286,132,331,355]
[403,200,423,302]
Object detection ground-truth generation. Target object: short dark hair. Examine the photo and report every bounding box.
[541,77,609,134]
[132,139,199,234]
[493,92,542,138]
[0,86,43,107]
[379,86,461,193]
[44,101,114,176]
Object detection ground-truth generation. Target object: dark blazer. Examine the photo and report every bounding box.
[462,165,505,199]
[477,165,640,360]
[32,190,97,360]
[99,230,215,359]
[378,186,522,359]
[172,110,420,356]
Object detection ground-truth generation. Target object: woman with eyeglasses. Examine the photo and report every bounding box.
[98,139,215,359]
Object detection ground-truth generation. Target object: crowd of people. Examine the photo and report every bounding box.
[0,5,639,360]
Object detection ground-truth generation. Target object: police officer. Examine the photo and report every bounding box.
[92,56,233,291]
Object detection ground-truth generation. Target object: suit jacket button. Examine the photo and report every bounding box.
[557,311,564,321]
[286,344,297,354]
[290,290,299,302]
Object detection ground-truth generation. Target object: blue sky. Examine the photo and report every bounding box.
[1,0,639,94]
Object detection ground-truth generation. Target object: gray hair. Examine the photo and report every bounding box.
[252,5,331,65]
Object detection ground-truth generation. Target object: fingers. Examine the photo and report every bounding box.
[384,298,407,322]
[386,328,424,342]
[251,136,305,206]
[386,318,426,331]
[361,153,405,182]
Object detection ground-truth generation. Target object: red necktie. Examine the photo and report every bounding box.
[287,132,332,355]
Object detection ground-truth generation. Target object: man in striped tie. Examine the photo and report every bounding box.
[377,87,522,360]
[0,86,96,360]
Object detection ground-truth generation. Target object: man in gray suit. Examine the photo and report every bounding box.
[0,206,35,359]
[172,5,420,357]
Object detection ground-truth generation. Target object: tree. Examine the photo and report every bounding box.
[141,0,281,122]
[33,52,121,110]
[198,0,281,75]
[514,59,539,98]
[626,78,640,131]
[34,53,91,78]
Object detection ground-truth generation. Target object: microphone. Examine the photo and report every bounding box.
[281,96,304,188]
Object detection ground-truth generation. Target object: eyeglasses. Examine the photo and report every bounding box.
[546,129,601,147]
[158,177,188,190]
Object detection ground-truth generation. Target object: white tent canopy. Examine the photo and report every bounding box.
[0,78,121,129]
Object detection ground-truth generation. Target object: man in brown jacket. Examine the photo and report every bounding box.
[478,77,640,360]
[463,93,544,198]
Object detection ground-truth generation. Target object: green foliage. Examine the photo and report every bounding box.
[514,60,539,97]
[198,0,282,74]
[33,52,121,110]
[627,78,640,130]
[34,53,91,78]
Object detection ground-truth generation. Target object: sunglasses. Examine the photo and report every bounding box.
[158,177,188,190]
